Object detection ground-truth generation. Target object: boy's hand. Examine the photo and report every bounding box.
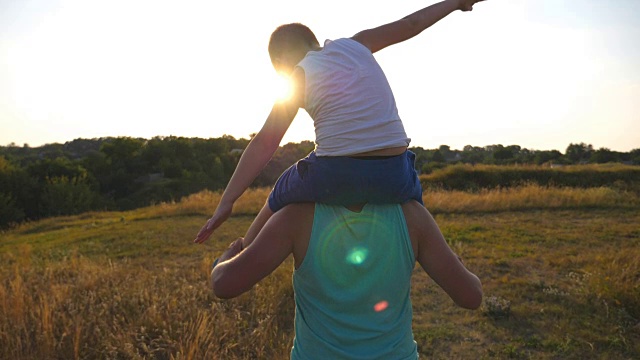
[194,201,233,243]
[218,238,244,263]
[457,0,485,12]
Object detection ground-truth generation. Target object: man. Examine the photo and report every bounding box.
[211,201,482,359]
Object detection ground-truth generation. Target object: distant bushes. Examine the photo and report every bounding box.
[420,164,640,192]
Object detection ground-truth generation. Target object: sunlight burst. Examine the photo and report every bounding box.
[273,73,294,102]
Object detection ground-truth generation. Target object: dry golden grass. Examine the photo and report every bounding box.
[1,186,638,359]
[0,242,294,359]
[425,184,639,213]
[142,185,639,219]
[142,188,270,219]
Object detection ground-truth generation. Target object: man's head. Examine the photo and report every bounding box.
[268,23,320,74]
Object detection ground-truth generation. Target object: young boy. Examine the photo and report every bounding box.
[194,0,486,246]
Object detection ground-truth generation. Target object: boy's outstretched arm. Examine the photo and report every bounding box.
[193,70,304,243]
[352,0,486,53]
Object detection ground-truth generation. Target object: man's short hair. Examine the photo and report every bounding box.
[268,23,320,65]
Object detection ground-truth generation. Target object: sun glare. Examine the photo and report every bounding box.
[274,73,294,102]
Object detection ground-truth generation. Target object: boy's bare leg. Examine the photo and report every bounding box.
[241,202,274,248]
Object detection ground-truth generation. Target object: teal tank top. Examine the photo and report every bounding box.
[291,203,418,359]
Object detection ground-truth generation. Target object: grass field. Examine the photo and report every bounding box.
[0,187,639,359]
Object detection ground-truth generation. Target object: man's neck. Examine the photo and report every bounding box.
[345,203,366,213]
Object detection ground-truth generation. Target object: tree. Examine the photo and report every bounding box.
[516,147,536,163]
[631,148,640,165]
[493,145,513,162]
[461,145,485,164]
[431,150,445,163]
[99,138,146,199]
[0,156,34,226]
[565,143,593,164]
[0,157,25,227]
[590,147,617,164]
[411,147,429,172]
[27,156,88,180]
[533,150,562,165]
[39,175,99,217]
[0,192,25,228]
[100,137,146,173]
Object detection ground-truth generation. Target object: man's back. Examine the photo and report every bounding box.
[291,203,418,360]
[211,200,482,356]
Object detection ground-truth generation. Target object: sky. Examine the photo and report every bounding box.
[1,0,639,152]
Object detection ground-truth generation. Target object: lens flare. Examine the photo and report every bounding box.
[346,247,369,265]
[315,208,396,286]
[374,300,389,312]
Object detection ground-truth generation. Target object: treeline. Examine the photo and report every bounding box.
[0,136,314,228]
[0,137,638,228]
[412,143,640,174]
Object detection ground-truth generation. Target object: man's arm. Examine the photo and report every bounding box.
[193,69,305,244]
[210,203,314,298]
[402,201,483,309]
[352,0,485,53]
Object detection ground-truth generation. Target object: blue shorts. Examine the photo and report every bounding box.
[267,150,423,212]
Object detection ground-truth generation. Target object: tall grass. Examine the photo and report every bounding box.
[0,248,294,359]
[140,185,639,220]
[425,184,639,213]
[142,188,270,219]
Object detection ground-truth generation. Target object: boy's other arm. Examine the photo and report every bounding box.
[193,69,305,243]
[352,0,485,53]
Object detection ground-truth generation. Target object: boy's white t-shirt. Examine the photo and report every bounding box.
[296,38,411,157]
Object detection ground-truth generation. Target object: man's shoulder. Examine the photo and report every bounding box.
[275,203,315,247]
[276,203,315,222]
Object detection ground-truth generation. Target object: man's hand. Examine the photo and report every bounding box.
[194,201,233,243]
[457,0,485,12]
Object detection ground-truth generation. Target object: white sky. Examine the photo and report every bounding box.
[1,0,639,152]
